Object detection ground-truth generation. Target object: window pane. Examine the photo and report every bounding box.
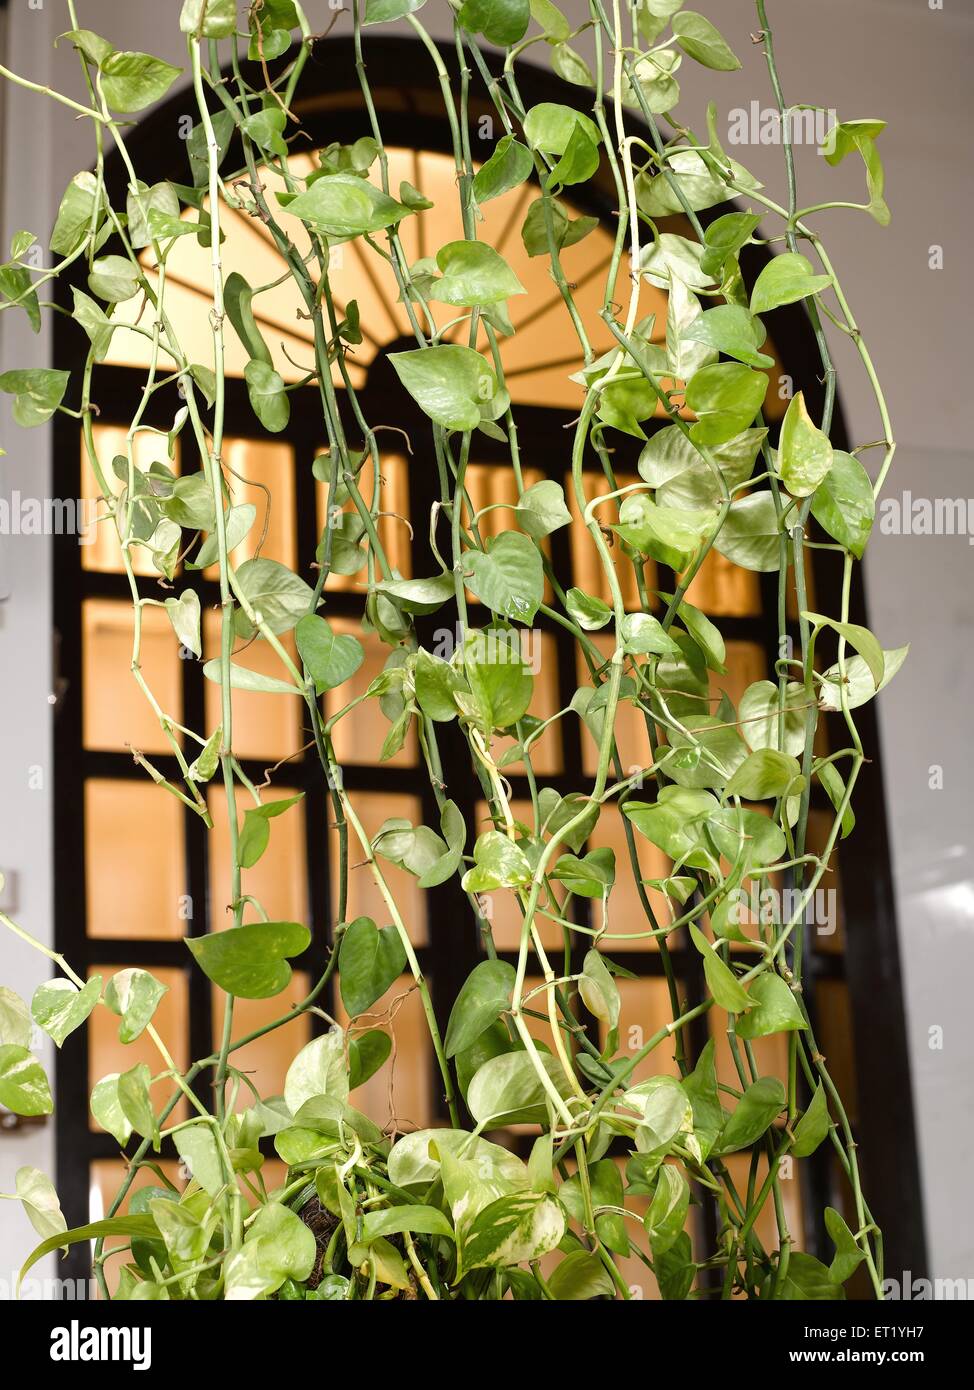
[208,784,307,928]
[204,437,296,574]
[88,966,189,1126]
[202,612,303,761]
[715,641,767,711]
[325,620,417,768]
[85,779,185,939]
[212,970,312,1111]
[588,805,673,952]
[334,974,433,1131]
[683,549,761,617]
[708,1006,789,1094]
[566,471,649,611]
[331,792,429,947]
[84,599,182,756]
[610,976,683,1081]
[81,425,180,576]
[577,633,654,776]
[316,451,411,590]
[721,1151,805,1259]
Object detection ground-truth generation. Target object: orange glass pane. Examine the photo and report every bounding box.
[814,980,857,1123]
[325,619,417,768]
[85,779,185,939]
[722,1151,804,1258]
[683,548,761,617]
[331,792,429,947]
[83,599,183,756]
[212,970,312,1110]
[203,437,296,574]
[335,974,433,1132]
[566,471,648,612]
[577,632,654,777]
[202,611,303,761]
[316,452,411,590]
[714,640,767,712]
[588,805,674,952]
[208,784,307,929]
[806,808,845,953]
[81,424,180,576]
[610,976,682,1082]
[88,966,189,1127]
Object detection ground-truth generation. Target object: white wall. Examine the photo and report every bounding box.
[0,0,970,1284]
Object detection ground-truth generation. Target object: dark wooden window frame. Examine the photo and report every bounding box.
[49,34,925,1287]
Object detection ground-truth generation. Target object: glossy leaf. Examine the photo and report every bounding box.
[338,916,407,1017]
[185,921,310,999]
[31,976,101,1048]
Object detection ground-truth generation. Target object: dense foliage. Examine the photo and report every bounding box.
[0,0,901,1300]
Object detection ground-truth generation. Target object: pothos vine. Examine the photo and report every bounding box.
[0,0,903,1301]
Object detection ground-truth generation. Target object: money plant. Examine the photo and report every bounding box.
[0,0,903,1301]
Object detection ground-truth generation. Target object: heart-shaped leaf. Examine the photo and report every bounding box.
[185,921,310,999]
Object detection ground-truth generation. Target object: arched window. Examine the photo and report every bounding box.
[50,35,922,1287]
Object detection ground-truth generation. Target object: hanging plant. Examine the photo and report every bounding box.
[0,0,902,1301]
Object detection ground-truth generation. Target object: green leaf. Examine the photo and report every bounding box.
[685,362,768,446]
[463,626,533,729]
[818,644,908,713]
[225,272,273,367]
[190,503,257,570]
[714,491,782,572]
[683,1039,723,1159]
[707,806,785,870]
[549,43,594,90]
[417,800,466,889]
[613,494,714,572]
[645,1165,690,1254]
[71,288,115,362]
[235,557,312,637]
[623,787,718,870]
[637,150,761,217]
[186,109,235,188]
[0,368,70,427]
[101,51,182,113]
[390,343,504,432]
[90,1074,133,1145]
[458,0,530,46]
[284,1029,348,1113]
[546,1249,615,1300]
[459,1191,565,1275]
[473,136,534,203]
[388,1128,527,1190]
[462,830,533,893]
[681,304,773,369]
[0,988,32,1048]
[750,252,832,315]
[295,614,363,694]
[810,450,874,559]
[88,255,141,303]
[521,196,597,257]
[778,392,833,497]
[515,479,571,538]
[718,1075,785,1153]
[465,532,543,623]
[372,818,448,878]
[445,961,516,1058]
[19,1217,162,1291]
[725,747,803,800]
[739,678,807,756]
[242,108,288,158]
[824,120,889,226]
[551,849,616,901]
[777,1250,845,1300]
[817,761,855,839]
[282,173,411,237]
[523,102,601,156]
[348,1030,392,1089]
[549,122,600,185]
[13,1167,67,1246]
[361,1204,455,1243]
[173,1124,224,1198]
[0,264,40,333]
[185,921,310,999]
[566,587,612,630]
[238,793,304,869]
[104,968,168,1044]
[339,916,407,1017]
[791,1082,830,1158]
[30,977,101,1048]
[467,1050,573,1126]
[244,360,290,434]
[620,612,681,657]
[671,10,740,69]
[50,171,106,256]
[376,572,455,615]
[530,0,571,40]
[735,973,806,1040]
[0,1046,53,1117]
[825,1206,865,1284]
[117,1062,158,1144]
[804,611,885,690]
[700,211,762,279]
[164,590,201,658]
[225,1203,316,1299]
[180,0,238,36]
[363,0,427,24]
[688,924,752,1013]
[202,658,300,696]
[414,649,465,721]
[126,180,181,249]
[430,240,525,307]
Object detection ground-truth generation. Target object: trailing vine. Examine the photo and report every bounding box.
[0,0,903,1301]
